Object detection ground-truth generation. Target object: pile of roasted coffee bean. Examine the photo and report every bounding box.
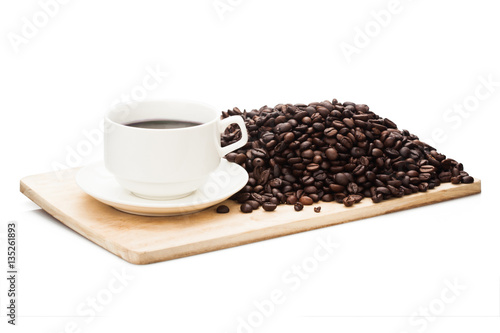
[221,99,474,213]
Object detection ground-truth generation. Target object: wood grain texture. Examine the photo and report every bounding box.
[20,168,481,265]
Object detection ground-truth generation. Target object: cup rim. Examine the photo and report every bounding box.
[105,98,220,132]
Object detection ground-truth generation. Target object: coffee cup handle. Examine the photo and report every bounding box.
[217,116,248,157]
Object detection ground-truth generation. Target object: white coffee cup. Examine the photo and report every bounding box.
[104,99,248,200]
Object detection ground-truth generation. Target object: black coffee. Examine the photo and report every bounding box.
[124,119,202,129]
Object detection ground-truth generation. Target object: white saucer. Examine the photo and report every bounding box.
[75,159,248,216]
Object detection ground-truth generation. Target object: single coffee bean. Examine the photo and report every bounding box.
[254,184,264,192]
[329,184,345,192]
[462,176,474,183]
[236,193,251,203]
[335,173,349,186]
[269,178,283,187]
[284,132,295,142]
[261,132,275,143]
[262,202,277,211]
[251,148,267,158]
[294,110,308,120]
[246,200,260,210]
[322,194,334,202]
[251,193,263,203]
[439,171,452,182]
[274,122,292,133]
[400,146,411,158]
[407,170,419,177]
[324,127,337,137]
[347,182,359,194]
[338,135,353,149]
[286,195,298,205]
[226,153,237,162]
[334,193,346,203]
[419,173,431,182]
[306,163,320,172]
[252,158,265,167]
[313,155,323,164]
[304,186,317,194]
[294,202,304,211]
[313,123,325,132]
[235,153,247,164]
[418,183,429,192]
[376,187,391,195]
[301,149,314,159]
[343,118,355,128]
[299,196,313,205]
[343,196,356,207]
[325,148,338,161]
[372,148,383,157]
[355,104,369,112]
[351,147,365,158]
[419,164,435,173]
[216,205,230,213]
[350,194,363,203]
[240,203,253,213]
[385,148,399,158]
[314,206,321,213]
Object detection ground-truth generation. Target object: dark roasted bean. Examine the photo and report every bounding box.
[294,202,304,211]
[236,193,251,203]
[343,195,356,207]
[251,148,267,158]
[262,202,277,211]
[462,176,474,184]
[235,153,247,164]
[376,187,391,195]
[351,147,365,158]
[347,182,359,194]
[240,203,253,213]
[286,195,298,205]
[246,200,260,210]
[299,196,313,205]
[269,178,282,187]
[418,183,429,192]
[274,122,292,133]
[252,158,265,167]
[304,186,317,194]
[216,205,230,213]
[350,194,363,203]
[372,148,383,157]
[420,164,435,173]
[226,153,237,162]
[306,163,320,172]
[335,173,349,186]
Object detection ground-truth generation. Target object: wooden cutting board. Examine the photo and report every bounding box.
[20,168,481,265]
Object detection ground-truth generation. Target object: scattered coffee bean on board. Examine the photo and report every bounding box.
[216,205,229,214]
[223,98,474,213]
[294,202,304,211]
[314,206,321,213]
[262,202,277,211]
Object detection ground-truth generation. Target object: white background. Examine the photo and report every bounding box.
[0,0,499,332]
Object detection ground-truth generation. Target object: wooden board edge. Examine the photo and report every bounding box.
[20,178,139,264]
[131,180,481,264]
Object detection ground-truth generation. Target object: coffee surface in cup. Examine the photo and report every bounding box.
[124,119,202,129]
